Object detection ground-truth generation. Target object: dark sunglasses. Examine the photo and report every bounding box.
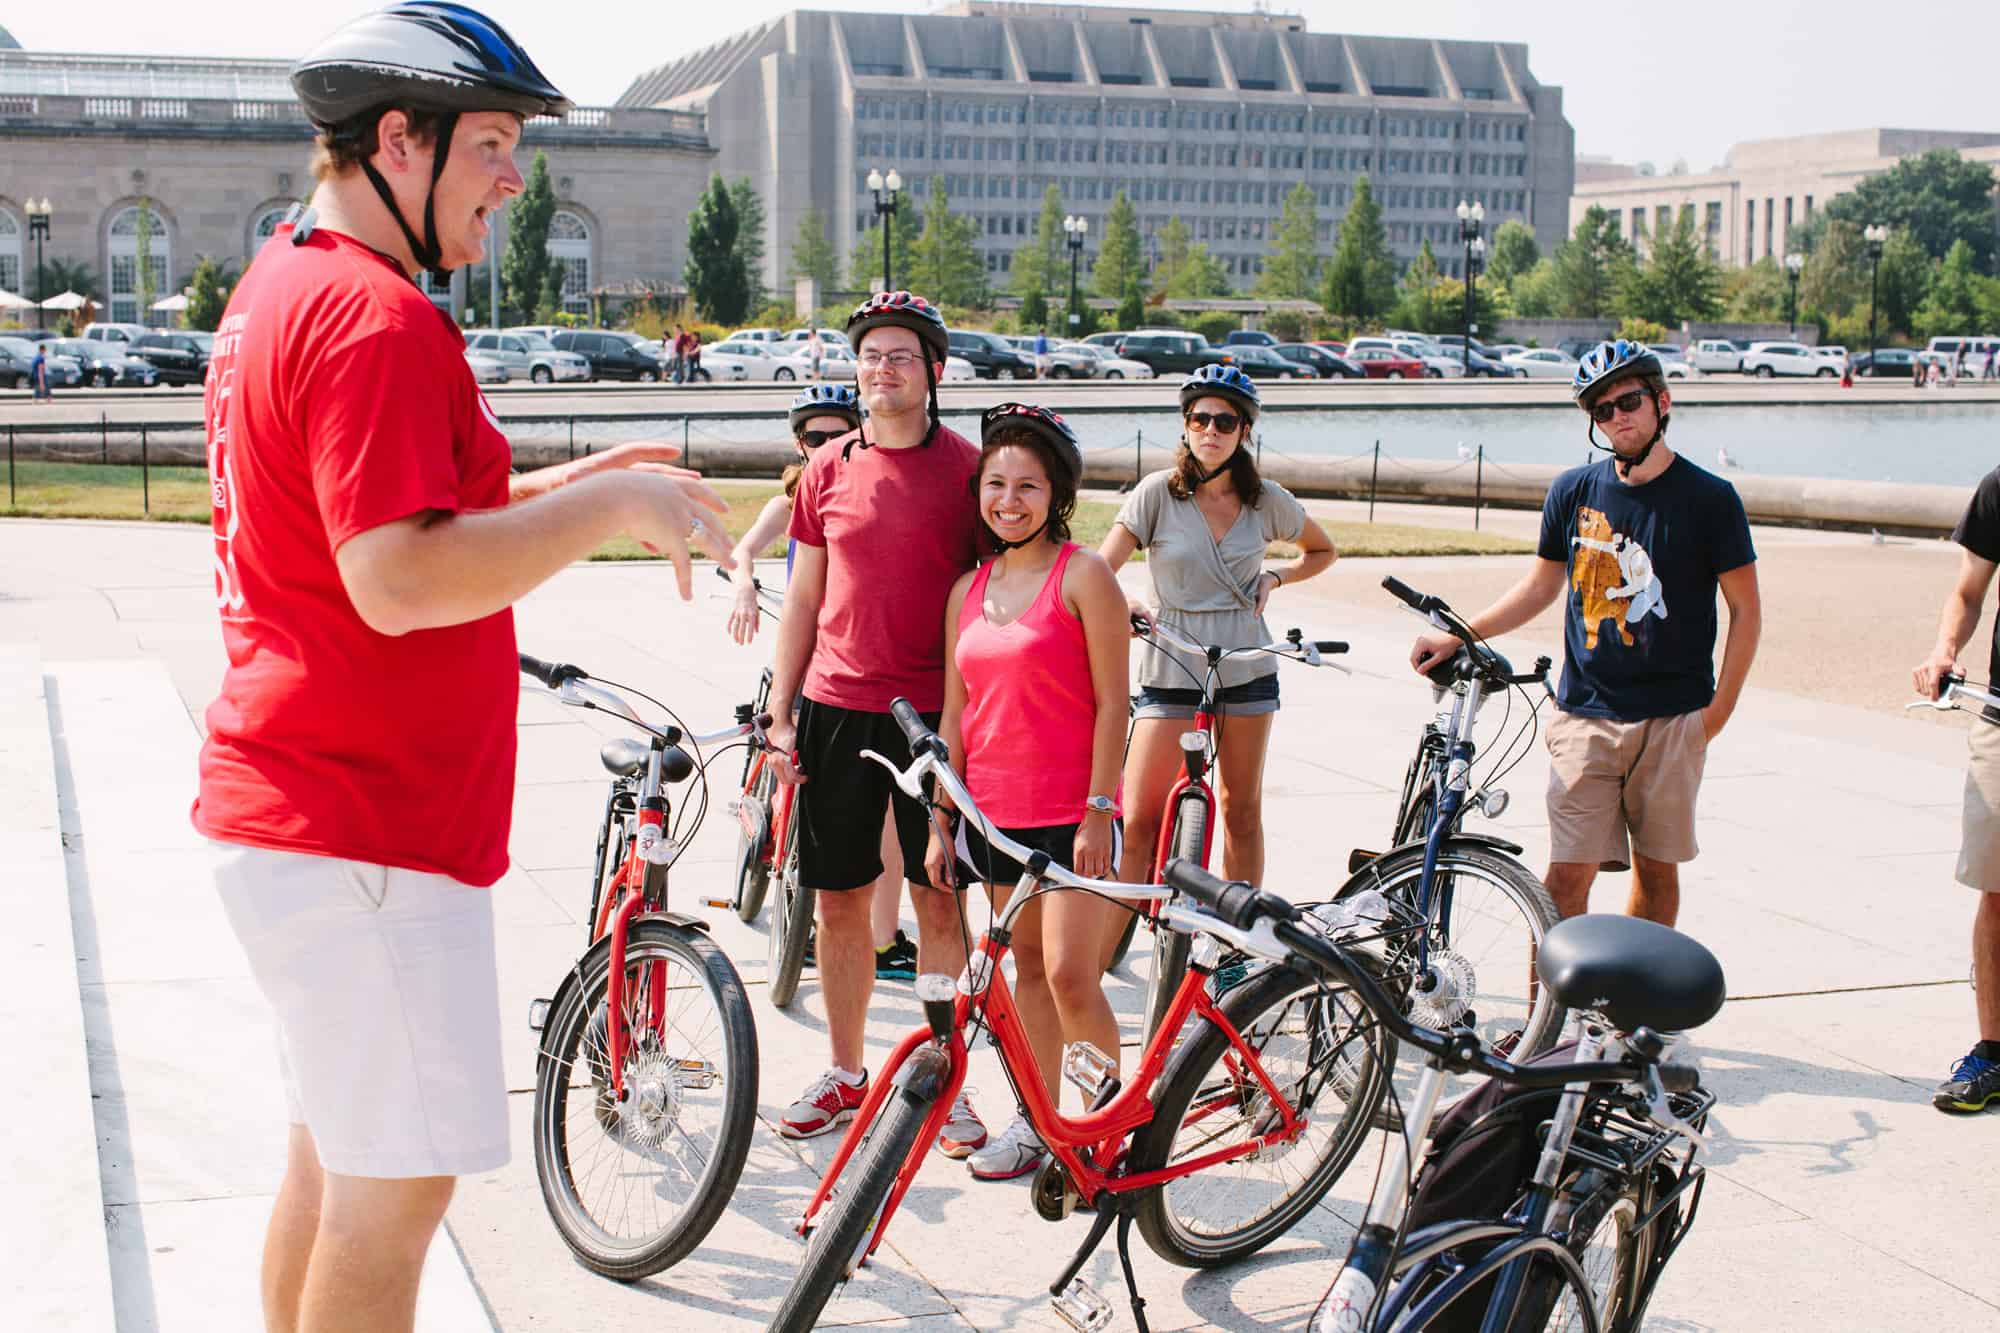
[1184,410,1243,434]
[796,429,841,449]
[1587,388,1651,423]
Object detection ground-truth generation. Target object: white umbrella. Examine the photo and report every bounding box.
[0,288,33,310]
[39,290,88,311]
[149,293,188,313]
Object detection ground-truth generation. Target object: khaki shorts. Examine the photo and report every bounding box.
[1544,709,1708,870]
[1956,720,2000,892]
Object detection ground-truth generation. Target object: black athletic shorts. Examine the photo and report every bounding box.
[955,819,1123,890]
[794,696,944,893]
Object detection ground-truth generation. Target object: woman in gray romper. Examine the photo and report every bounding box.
[1098,365,1336,902]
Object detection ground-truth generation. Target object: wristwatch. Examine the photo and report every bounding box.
[1085,794,1117,816]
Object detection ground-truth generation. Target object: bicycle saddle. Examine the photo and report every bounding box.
[599,738,695,783]
[1535,914,1725,1034]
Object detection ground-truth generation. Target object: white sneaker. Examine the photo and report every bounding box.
[967,1115,1045,1181]
[934,1090,988,1158]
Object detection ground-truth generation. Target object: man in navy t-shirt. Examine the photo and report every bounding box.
[1411,341,1761,925]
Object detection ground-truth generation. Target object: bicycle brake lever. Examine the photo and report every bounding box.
[858,747,925,799]
[1905,698,1959,712]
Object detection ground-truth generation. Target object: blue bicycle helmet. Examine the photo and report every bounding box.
[1178,363,1261,423]
[787,382,861,432]
[1571,339,1663,404]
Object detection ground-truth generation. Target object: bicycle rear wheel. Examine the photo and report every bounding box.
[1142,799,1206,1042]
[1546,1166,1653,1333]
[1129,961,1391,1267]
[769,1081,935,1333]
[533,919,758,1280]
[1105,905,1142,972]
[766,804,814,1008]
[733,764,776,924]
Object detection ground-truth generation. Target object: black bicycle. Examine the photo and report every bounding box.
[1160,859,1720,1333]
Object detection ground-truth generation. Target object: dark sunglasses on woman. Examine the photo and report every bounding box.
[1184,410,1242,434]
[796,429,842,449]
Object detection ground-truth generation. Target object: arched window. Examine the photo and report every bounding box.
[548,210,590,316]
[108,205,170,325]
[0,207,19,294]
[252,206,291,253]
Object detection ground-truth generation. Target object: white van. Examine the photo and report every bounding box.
[1925,335,2000,362]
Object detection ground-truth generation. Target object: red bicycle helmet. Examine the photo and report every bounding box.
[845,290,949,363]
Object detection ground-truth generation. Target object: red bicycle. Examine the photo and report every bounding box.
[1113,619,1348,1040]
[519,653,765,1280]
[768,701,1391,1333]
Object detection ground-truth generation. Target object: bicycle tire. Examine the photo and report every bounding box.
[766,806,813,1008]
[1394,785,1437,848]
[1143,800,1206,1042]
[1129,962,1392,1267]
[1106,905,1142,972]
[533,919,758,1281]
[1547,1167,1652,1333]
[768,1081,935,1333]
[734,764,776,924]
[1397,1231,1605,1333]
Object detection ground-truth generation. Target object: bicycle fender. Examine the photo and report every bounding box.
[1391,831,1525,859]
[893,1044,954,1102]
[636,910,712,933]
[533,915,712,1061]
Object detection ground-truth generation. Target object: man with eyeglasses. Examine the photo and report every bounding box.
[1410,340,1760,926]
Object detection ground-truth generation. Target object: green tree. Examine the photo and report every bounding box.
[684,173,751,324]
[1324,176,1396,320]
[1153,215,1191,298]
[1391,241,1454,333]
[851,200,919,292]
[184,255,229,331]
[1093,190,1143,304]
[1550,205,1634,319]
[1011,185,1065,295]
[135,196,157,318]
[1826,149,2000,270]
[786,206,840,291]
[1915,239,1986,338]
[1486,219,1540,289]
[729,178,767,301]
[1722,257,1788,323]
[1115,279,1145,330]
[1167,242,1230,299]
[502,152,557,323]
[28,257,99,304]
[1257,181,1321,300]
[1874,229,1934,337]
[1622,210,1721,327]
[906,177,986,307]
[1505,258,1560,319]
[1796,219,1867,323]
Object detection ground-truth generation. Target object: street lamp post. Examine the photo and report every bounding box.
[25,198,52,330]
[866,168,903,292]
[1455,199,1485,373]
[1864,224,1888,363]
[1063,214,1088,331]
[1784,252,1803,337]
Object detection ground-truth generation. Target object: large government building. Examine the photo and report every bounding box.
[620,3,1574,291]
[1,5,1573,321]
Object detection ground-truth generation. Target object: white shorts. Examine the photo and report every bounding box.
[211,842,509,1179]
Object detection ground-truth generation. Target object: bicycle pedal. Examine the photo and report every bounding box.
[1051,1278,1114,1332]
[527,998,551,1032]
[672,1058,720,1089]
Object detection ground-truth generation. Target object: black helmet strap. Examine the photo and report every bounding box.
[357,109,460,284]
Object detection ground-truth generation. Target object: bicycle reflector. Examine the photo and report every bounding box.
[916,973,957,1041]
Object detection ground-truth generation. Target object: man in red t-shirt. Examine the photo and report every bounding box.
[763,292,990,1152]
[195,8,729,1329]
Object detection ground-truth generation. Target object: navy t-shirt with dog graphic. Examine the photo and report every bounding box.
[1536,455,1756,721]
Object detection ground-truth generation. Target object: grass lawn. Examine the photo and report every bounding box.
[0,469,1531,560]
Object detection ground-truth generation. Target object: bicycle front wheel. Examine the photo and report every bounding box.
[533,920,758,1280]
[1129,962,1392,1267]
[766,806,814,1009]
[1143,799,1206,1042]
[769,1081,935,1333]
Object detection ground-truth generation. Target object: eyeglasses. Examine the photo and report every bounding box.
[1184,410,1243,434]
[1587,388,1651,423]
[797,429,841,450]
[857,351,925,370]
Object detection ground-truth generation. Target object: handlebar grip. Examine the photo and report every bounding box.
[889,697,936,751]
[1659,1062,1700,1095]
[1130,612,1153,635]
[1381,575,1427,611]
[1313,641,1349,655]
[518,653,584,687]
[1161,858,1300,929]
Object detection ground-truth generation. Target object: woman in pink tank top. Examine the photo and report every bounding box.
[924,403,1131,1182]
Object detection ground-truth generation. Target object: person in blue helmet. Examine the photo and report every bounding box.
[1410,339,1762,928]
[1099,364,1337,912]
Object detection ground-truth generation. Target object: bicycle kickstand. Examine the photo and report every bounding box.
[1114,1209,1151,1333]
[1048,1203,1118,1331]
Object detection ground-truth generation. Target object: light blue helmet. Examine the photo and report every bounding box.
[1178,363,1261,422]
[787,382,861,432]
[1572,339,1663,404]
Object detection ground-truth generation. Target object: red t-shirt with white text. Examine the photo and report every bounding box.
[788,426,982,712]
[192,224,517,886]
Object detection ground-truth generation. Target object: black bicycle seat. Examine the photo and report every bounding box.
[1536,915,1726,1034]
[599,738,695,783]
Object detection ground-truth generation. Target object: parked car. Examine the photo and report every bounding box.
[1850,347,1918,378]
[1646,345,1701,380]
[1001,336,1099,378]
[1349,336,1461,378]
[702,339,816,381]
[946,329,1037,379]
[1742,341,1834,378]
[1500,348,1579,380]
[1347,346,1429,379]
[0,340,32,388]
[1113,330,1229,377]
[551,329,664,382]
[1227,343,1313,379]
[1688,339,1743,374]
[1081,331,1128,350]
[1064,342,1153,379]
[464,330,592,383]
[781,327,851,349]
[50,337,158,387]
[1924,335,2000,363]
[1555,336,1599,360]
[1311,340,1349,356]
[1811,345,1849,368]
[941,354,978,382]
[0,336,84,387]
[502,324,565,343]
[464,349,511,384]
[1222,329,1278,347]
[1274,343,1362,379]
[813,343,860,381]
[128,331,210,385]
[731,327,785,342]
[82,322,153,348]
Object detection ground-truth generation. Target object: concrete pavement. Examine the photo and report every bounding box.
[1,514,1996,1331]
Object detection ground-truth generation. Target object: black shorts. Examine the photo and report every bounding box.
[795,697,942,892]
[954,819,1123,889]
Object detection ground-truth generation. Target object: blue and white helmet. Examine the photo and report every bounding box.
[291,3,572,128]
[1178,363,1261,422]
[787,382,861,432]
[1572,339,1664,404]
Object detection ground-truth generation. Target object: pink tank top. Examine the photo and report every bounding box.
[955,543,1103,828]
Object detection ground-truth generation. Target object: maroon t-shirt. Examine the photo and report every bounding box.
[788,426,981,712]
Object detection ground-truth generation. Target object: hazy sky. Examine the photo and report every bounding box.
[9,0,1998,171]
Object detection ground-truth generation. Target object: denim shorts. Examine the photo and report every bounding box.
[1132,672,1280,720]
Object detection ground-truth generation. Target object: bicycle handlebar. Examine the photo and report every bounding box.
[518,653,586,688]
[1135,616,1351,672]
[519,650,767,749]
[1909,671,2000,720]
[1387,577,1551,689]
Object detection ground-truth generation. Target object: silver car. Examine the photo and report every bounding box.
[463,331,591,384]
